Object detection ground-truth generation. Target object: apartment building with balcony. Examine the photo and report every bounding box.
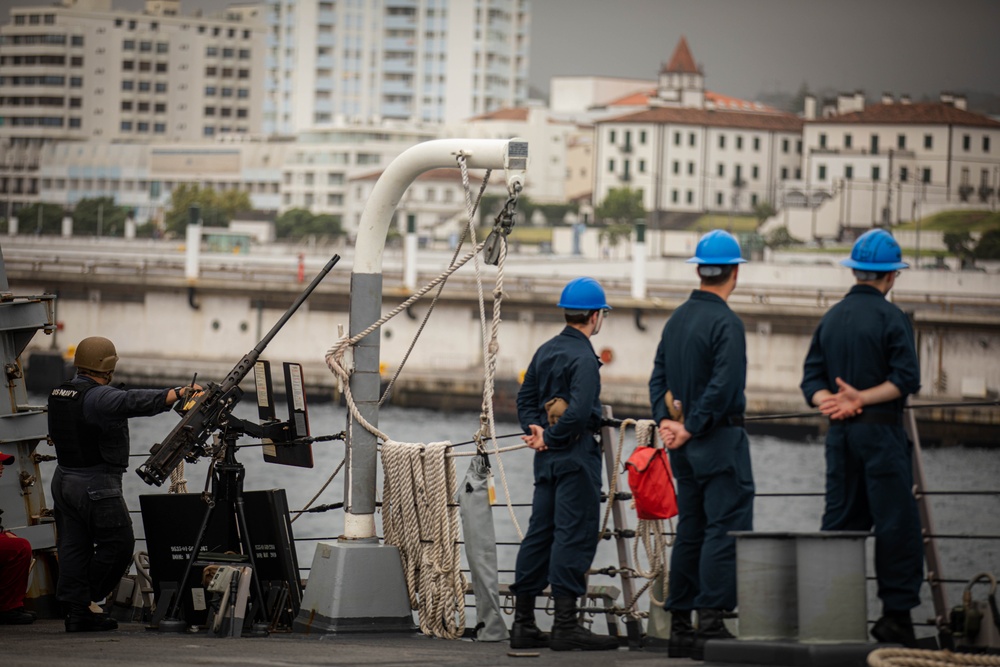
[265,0,530,134]
[0,0,266,217]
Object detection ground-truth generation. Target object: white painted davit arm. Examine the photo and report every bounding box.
[353,138,528,275]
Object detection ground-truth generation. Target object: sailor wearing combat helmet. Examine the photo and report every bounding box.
[48,337,197,633]
[800,228,923,647]
[649,229,755,660]
[509,277,619,652]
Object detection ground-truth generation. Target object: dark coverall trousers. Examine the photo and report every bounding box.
[821,423,924,612]
[665,430,754,612]
[52,465,134,608]
[511,443,603,599]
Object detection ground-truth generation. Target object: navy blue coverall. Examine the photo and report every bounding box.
[511,326,604,599]
[649,290,755,612]
[800,284,924,613]
[49,375,171,610]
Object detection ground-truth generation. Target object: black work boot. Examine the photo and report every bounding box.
[65,604,118,633]
[510,595,550,649]
[871,610,917,648]
[549,596,619,651]
[668,608,695,658]
[691,608,734,661]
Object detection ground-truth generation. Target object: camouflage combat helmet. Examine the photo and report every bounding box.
[74,336,119,373]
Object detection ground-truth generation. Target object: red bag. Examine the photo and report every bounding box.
[625,446,678,520]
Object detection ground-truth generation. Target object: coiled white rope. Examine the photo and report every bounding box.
[381,440,466,639]
[868,648,1000,667]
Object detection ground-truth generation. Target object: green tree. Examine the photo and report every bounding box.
[974,228,1000,260]
[275,208,343,240]
[595,187,645,225]
[753,201,778,226]
[11,203,64,235]
[764,225,800,249]
[163,184,252,236]
[598,222,633,250]
[73,197,131,236]
[944,231,976,268]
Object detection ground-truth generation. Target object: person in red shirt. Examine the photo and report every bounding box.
[0,449,35,625]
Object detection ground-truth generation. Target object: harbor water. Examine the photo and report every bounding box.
[30,397,1000,637]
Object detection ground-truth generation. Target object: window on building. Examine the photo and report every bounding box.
[751,165,759,180]
[818,165,827,180]
[870,134,879,154]
[897,134,906,149]
[689,133,696,147]
[687,162,695,175]
[922,168,931,183]
[782,138,789,153]
[609,130,616,143]
[717,163,725,177]
[674,131,681,146]
[845,165,853,180]
[123,60,135,70]
[120,121,132,131]
[672,161,679,174]
[872,166,881,181]
[123,40,135,50]
[899,167,908,182]
[844,134,852,149]
[780,167,788,180]
[924,134,933,149]
[153,123,165,133]
[608,158,615,172]
[962,134,970,151]
[736,135,744,150]
[753,137,760,151]
[671,189,678,203]
[719,135,726,149]
[639,159,646,173]
[984,136,991,153]
[716,192,723,206]
[819,133,827,149]
[686,190,693,204]
[640,130,647,144]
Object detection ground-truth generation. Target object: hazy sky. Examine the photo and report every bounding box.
[6,0,999,102]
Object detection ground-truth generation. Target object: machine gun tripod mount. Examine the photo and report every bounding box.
[138,254,340,633]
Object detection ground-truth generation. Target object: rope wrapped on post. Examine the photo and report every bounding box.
[381,440,466,639]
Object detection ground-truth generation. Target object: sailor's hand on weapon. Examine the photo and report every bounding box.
[522,424,547,452]
[169,383,205,412]
[819,377,864,420]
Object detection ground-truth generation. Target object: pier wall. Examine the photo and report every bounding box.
[9,265,999,445]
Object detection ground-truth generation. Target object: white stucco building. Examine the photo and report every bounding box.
[592,37,804,222]
[264,0,530,134]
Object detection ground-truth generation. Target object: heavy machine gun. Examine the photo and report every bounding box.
[136,254,340,487]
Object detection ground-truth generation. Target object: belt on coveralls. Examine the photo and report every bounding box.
[724,414,745,428]
[838,411,902,426]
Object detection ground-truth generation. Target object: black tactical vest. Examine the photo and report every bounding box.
[48,378,129,469]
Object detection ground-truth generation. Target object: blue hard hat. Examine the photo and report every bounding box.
[841,229,909,271]
[686,229,748,265]
[558,277,611,310]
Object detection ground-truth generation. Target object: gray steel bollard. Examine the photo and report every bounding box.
[733,532,798,640]
[795,532,869,642]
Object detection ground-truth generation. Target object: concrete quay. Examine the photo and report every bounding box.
[4,237,999,445]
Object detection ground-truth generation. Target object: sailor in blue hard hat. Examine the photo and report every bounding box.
[509,276,619,652]
[649,228,754,658]
[800,227,922,647]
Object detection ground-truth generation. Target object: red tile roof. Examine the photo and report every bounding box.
[602,106,804,132]
[662,36,700,75]
[813,102,1000,128]
[469,107,530,121]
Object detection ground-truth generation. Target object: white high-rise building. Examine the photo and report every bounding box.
[0,0,266,217]
[265,0,530,134]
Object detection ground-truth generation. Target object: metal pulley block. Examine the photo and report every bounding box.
[483,230,506,266]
